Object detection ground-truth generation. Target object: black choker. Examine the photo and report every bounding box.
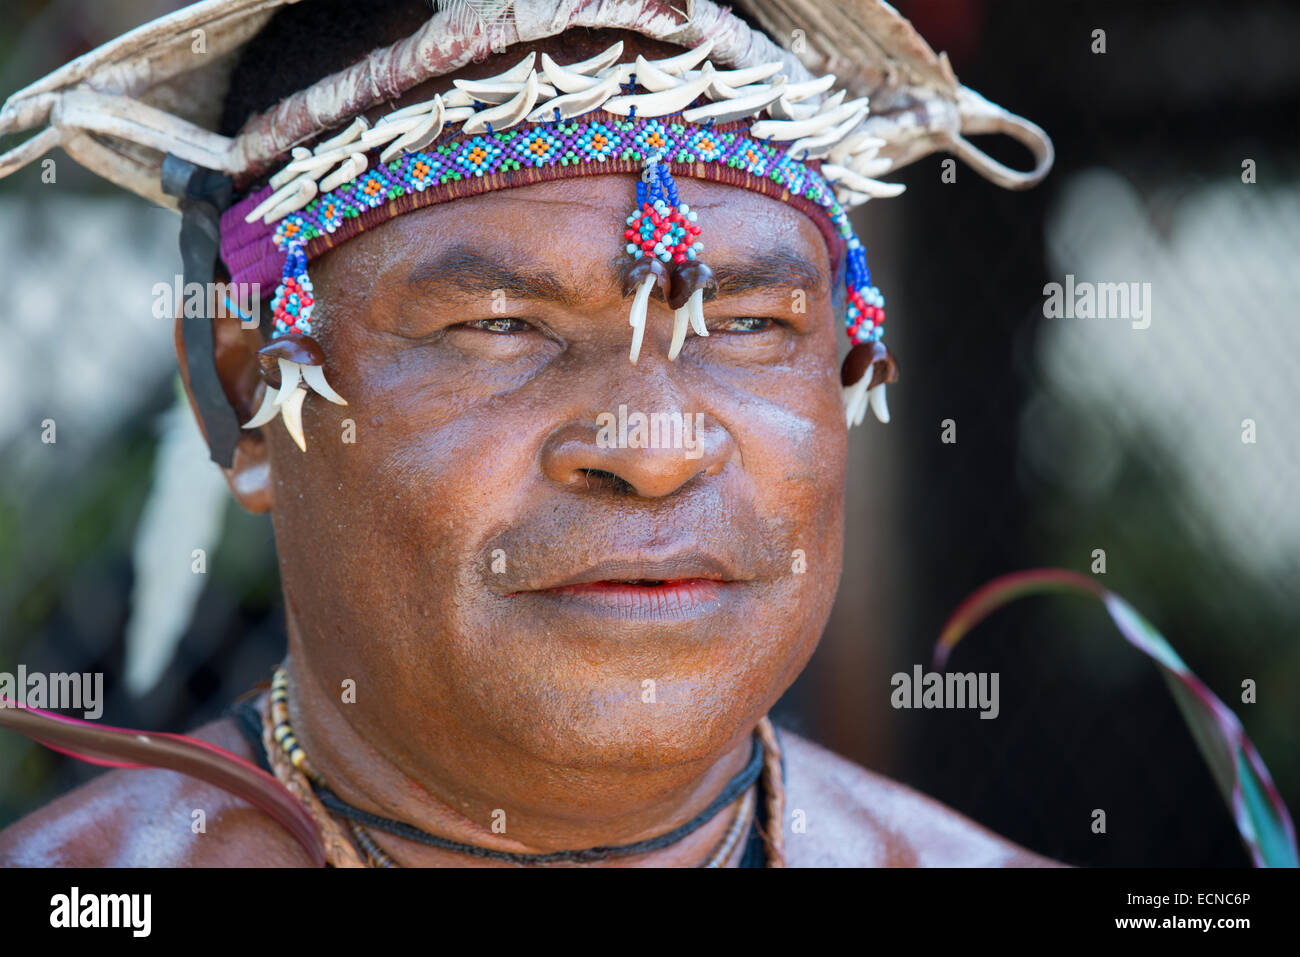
[312,736,763,865]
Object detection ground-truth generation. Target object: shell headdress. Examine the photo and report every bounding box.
[0,0,1052,458]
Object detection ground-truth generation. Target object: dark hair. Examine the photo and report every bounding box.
[216,0,746,139]
[219,0,433,137]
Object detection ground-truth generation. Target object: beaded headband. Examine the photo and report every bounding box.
[223,41,901,451]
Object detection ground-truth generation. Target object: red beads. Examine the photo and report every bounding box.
[626,200,700,264]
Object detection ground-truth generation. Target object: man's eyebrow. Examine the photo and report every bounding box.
[407,245,588,307]
[708,247,829,296]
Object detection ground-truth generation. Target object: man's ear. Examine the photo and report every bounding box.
[173,275,273,514]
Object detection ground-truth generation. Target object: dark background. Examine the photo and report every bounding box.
[0,0,1296,866]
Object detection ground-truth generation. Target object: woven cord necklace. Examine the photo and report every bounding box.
[262,666,785,867]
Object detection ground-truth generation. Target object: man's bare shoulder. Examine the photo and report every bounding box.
[0,709,313,867]
[2,716,1060,868]
[777,729,1062,867]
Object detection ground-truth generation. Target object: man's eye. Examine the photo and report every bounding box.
[715,316,775,333]
[463,317,531,334]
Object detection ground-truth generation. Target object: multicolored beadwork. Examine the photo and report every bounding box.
[252,112,886,349]
[269,235,315,337]
[845,237,885,346]
[625,157,702,264]
[620,154,717,361]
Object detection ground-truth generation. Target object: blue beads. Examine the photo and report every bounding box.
[259,113,886,351]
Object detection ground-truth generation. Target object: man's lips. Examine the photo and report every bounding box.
[531,578,724,597]
[503,555,747,621]
[516,578,733,619]
[540,577,715,590]
[505,554,743,594]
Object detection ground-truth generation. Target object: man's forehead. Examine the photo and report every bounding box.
[403,175,824,234]
[370,176,833,299]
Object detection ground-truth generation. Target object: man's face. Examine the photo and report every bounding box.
[252,131,849,782]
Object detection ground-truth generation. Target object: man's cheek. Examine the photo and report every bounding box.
[350,413,535,571]
[747,395,845,511]
[763,422,845,618]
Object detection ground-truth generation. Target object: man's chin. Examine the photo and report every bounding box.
[440,648,780,772]
[482,690,764,773]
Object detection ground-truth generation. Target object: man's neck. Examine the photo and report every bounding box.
[281,655,757,867]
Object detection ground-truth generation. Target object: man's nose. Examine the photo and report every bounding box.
[540,411,735,498]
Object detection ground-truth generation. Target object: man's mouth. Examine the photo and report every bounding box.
[504,556,747,621]
[540,577,722,594]
[522,578,732,618]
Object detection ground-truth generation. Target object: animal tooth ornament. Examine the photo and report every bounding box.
[231,218,349,452]
[0,0,1053,463]
[622,155,713,362]
[242,333,348,454]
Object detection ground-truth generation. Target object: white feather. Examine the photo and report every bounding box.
[123,397,230,695]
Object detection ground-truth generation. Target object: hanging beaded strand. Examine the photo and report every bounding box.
[620,154,717,362]
[839,235,897,427]
[240,227,349,452]
[270,229,314,337]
